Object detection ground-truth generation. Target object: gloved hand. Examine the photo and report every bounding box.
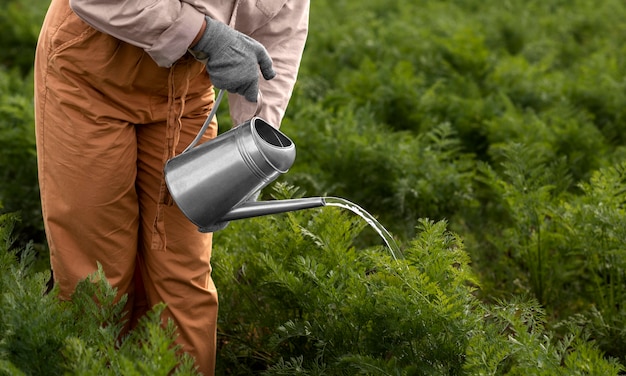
[198,189,262,233]
[190,16,276,102]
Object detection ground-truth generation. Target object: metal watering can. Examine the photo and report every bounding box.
[164,90,324,231]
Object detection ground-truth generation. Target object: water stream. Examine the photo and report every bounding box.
[323,197,403,262]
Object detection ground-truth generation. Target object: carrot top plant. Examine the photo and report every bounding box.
[556,163,626,360]
[0,68,42,247]
[211,184,623,374]
[466,145,626,363]
[0,213,199,375]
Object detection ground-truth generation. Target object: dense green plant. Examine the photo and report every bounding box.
[0,68,42,247]
[466,144,626,362]
[0,213,199,375]
[215,183,478,373]
[0,214,64,375]
[212,184,623,374]
[290,0,625,181]
[280,0,626,365]
[465,296,624,376]
[555,163,626,360]
[0,0,48,74]
[472,143,572,305]
[0,0,49,247]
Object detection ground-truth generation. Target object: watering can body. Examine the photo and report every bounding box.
[164,117,323,230]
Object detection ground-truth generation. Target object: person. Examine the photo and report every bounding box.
[34,0,310,374]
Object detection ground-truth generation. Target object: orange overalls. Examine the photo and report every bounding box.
[34,0,219,373]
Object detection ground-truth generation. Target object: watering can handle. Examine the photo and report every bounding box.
[183,89,226,153]
[182,90,265,154]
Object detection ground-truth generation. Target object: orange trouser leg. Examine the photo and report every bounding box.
[35,1,218,374]
[135,119,218,374]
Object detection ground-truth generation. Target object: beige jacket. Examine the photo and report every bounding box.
[69,0,310,127]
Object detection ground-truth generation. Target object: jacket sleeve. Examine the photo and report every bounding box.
[69,0,205,67]
[228,1,310,128]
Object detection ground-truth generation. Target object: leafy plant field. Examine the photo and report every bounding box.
[2,0,626,374]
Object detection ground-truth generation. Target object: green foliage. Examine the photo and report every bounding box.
[474,143,572,305]
[4,0,626,372]
[0,0,48,74]
[468,145,626,363]
[0,214,67,376]
[63,300,198,376]
[280,0,626,365]
[282,0,626,245]
[0,0,47,247]
[466,296,624,375]
[0,214,199,375]
[555,163,626,360]
[0,67,43,247]
[212,184,622,374]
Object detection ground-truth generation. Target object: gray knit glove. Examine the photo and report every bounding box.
[191,16,276,102]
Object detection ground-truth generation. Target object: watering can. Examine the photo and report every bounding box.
[164,90,325,231]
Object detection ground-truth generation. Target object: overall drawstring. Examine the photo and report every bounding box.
[150,0,243,250]
[151,60,193,251]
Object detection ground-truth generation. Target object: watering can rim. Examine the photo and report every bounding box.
[248,117,295,174]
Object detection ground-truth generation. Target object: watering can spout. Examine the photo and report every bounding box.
[220,197,326,222]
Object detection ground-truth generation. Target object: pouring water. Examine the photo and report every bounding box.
[220,195,403,261]
[323,197,403,262]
